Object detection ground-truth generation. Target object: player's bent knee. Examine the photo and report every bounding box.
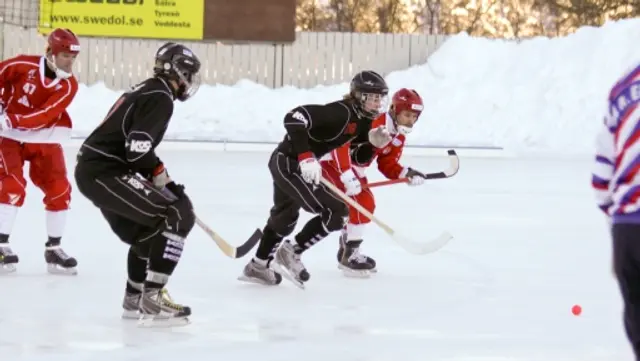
[367,197,376,214]
[0,176,26,206]
[323,210,347,231]
[282,221,297,236]
[44,180,71,211]
[354,191,375,213]
[322,202,349,231]
[175,205,196,236]
[162,196,196,237]
[270,221,297,238]
[132,239,151,258]
[349,211,372,225]
[337,200,349,218]
[269,212,299,237]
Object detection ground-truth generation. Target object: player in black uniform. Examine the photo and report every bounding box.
[74,42,200,326]
[238,70,389,287]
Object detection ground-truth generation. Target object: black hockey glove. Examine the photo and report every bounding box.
[165,181,186,199]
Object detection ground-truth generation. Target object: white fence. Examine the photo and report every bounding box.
[1,23,450,89]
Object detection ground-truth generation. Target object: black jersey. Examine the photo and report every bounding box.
[276,100,371,159]
[77,77,174,177]
[349,136,377,166]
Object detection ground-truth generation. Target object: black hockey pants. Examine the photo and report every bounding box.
[612,222,640,360]
[74,162,195,285]
[254,150,348,260]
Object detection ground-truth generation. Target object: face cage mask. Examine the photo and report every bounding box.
[175,68,201,101]
[357,92,388,118]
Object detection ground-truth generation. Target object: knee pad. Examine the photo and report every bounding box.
[268,211,299,237]
[322,202,349,232]
[349,191,375,224]
[349,210,372,225]
[43,179,71,211]
[132,238,152,259]
[164,197,195,237]
[0,175,26,206]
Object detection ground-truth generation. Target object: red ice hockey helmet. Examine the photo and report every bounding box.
[391,88,424,118]
[47,28,80,56]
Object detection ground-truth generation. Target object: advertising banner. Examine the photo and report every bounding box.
[38,0,204,40]
[203,0,295,43]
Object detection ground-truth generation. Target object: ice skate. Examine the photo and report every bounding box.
[337,232,377,271]
[137,287,191,327]
[0,243,18,274]
[122,291,141,319]
[123,288,174,320]
[45,245,78,275]
[338,238,377,278]
[238,258,282,286]
[273,239,309,289]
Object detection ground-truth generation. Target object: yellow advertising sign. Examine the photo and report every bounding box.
[38,0,204,40]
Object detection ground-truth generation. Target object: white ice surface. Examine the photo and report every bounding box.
[0,146,631,361]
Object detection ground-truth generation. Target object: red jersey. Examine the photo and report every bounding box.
[0,55,77,143]
[321,112,407,179]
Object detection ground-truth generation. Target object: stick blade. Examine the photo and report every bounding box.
[233,228,263,259]
[394,231,453,255]
[418,149,459,180]
[444,149,460,177]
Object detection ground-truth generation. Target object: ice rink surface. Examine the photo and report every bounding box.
[0,144,632,361]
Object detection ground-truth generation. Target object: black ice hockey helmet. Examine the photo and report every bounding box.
[153,42,202,101]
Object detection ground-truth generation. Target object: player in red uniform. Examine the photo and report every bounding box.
[0,28,80,274]
[321,88,426,277]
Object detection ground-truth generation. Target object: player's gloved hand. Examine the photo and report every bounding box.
[298,153,321,185]
[165,181,187,199]
[368,126,392,148]
[401,167,425,186]
[340,169,362,196]
[152,164,171,189]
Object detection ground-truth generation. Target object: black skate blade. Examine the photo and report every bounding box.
[233,228,263,259]
[270,262,305,290]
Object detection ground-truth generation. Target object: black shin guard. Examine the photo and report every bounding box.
[255,225,284,261]
[126,246,148,294]
[294,216,329,252]
[145,232,185,289]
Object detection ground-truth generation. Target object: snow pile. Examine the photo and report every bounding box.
[67,19,640,154]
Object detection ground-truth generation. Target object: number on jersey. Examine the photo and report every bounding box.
[17,83,37,108]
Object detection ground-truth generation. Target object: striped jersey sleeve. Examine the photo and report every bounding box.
[592,64,640,217]
[592,117,615,214]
